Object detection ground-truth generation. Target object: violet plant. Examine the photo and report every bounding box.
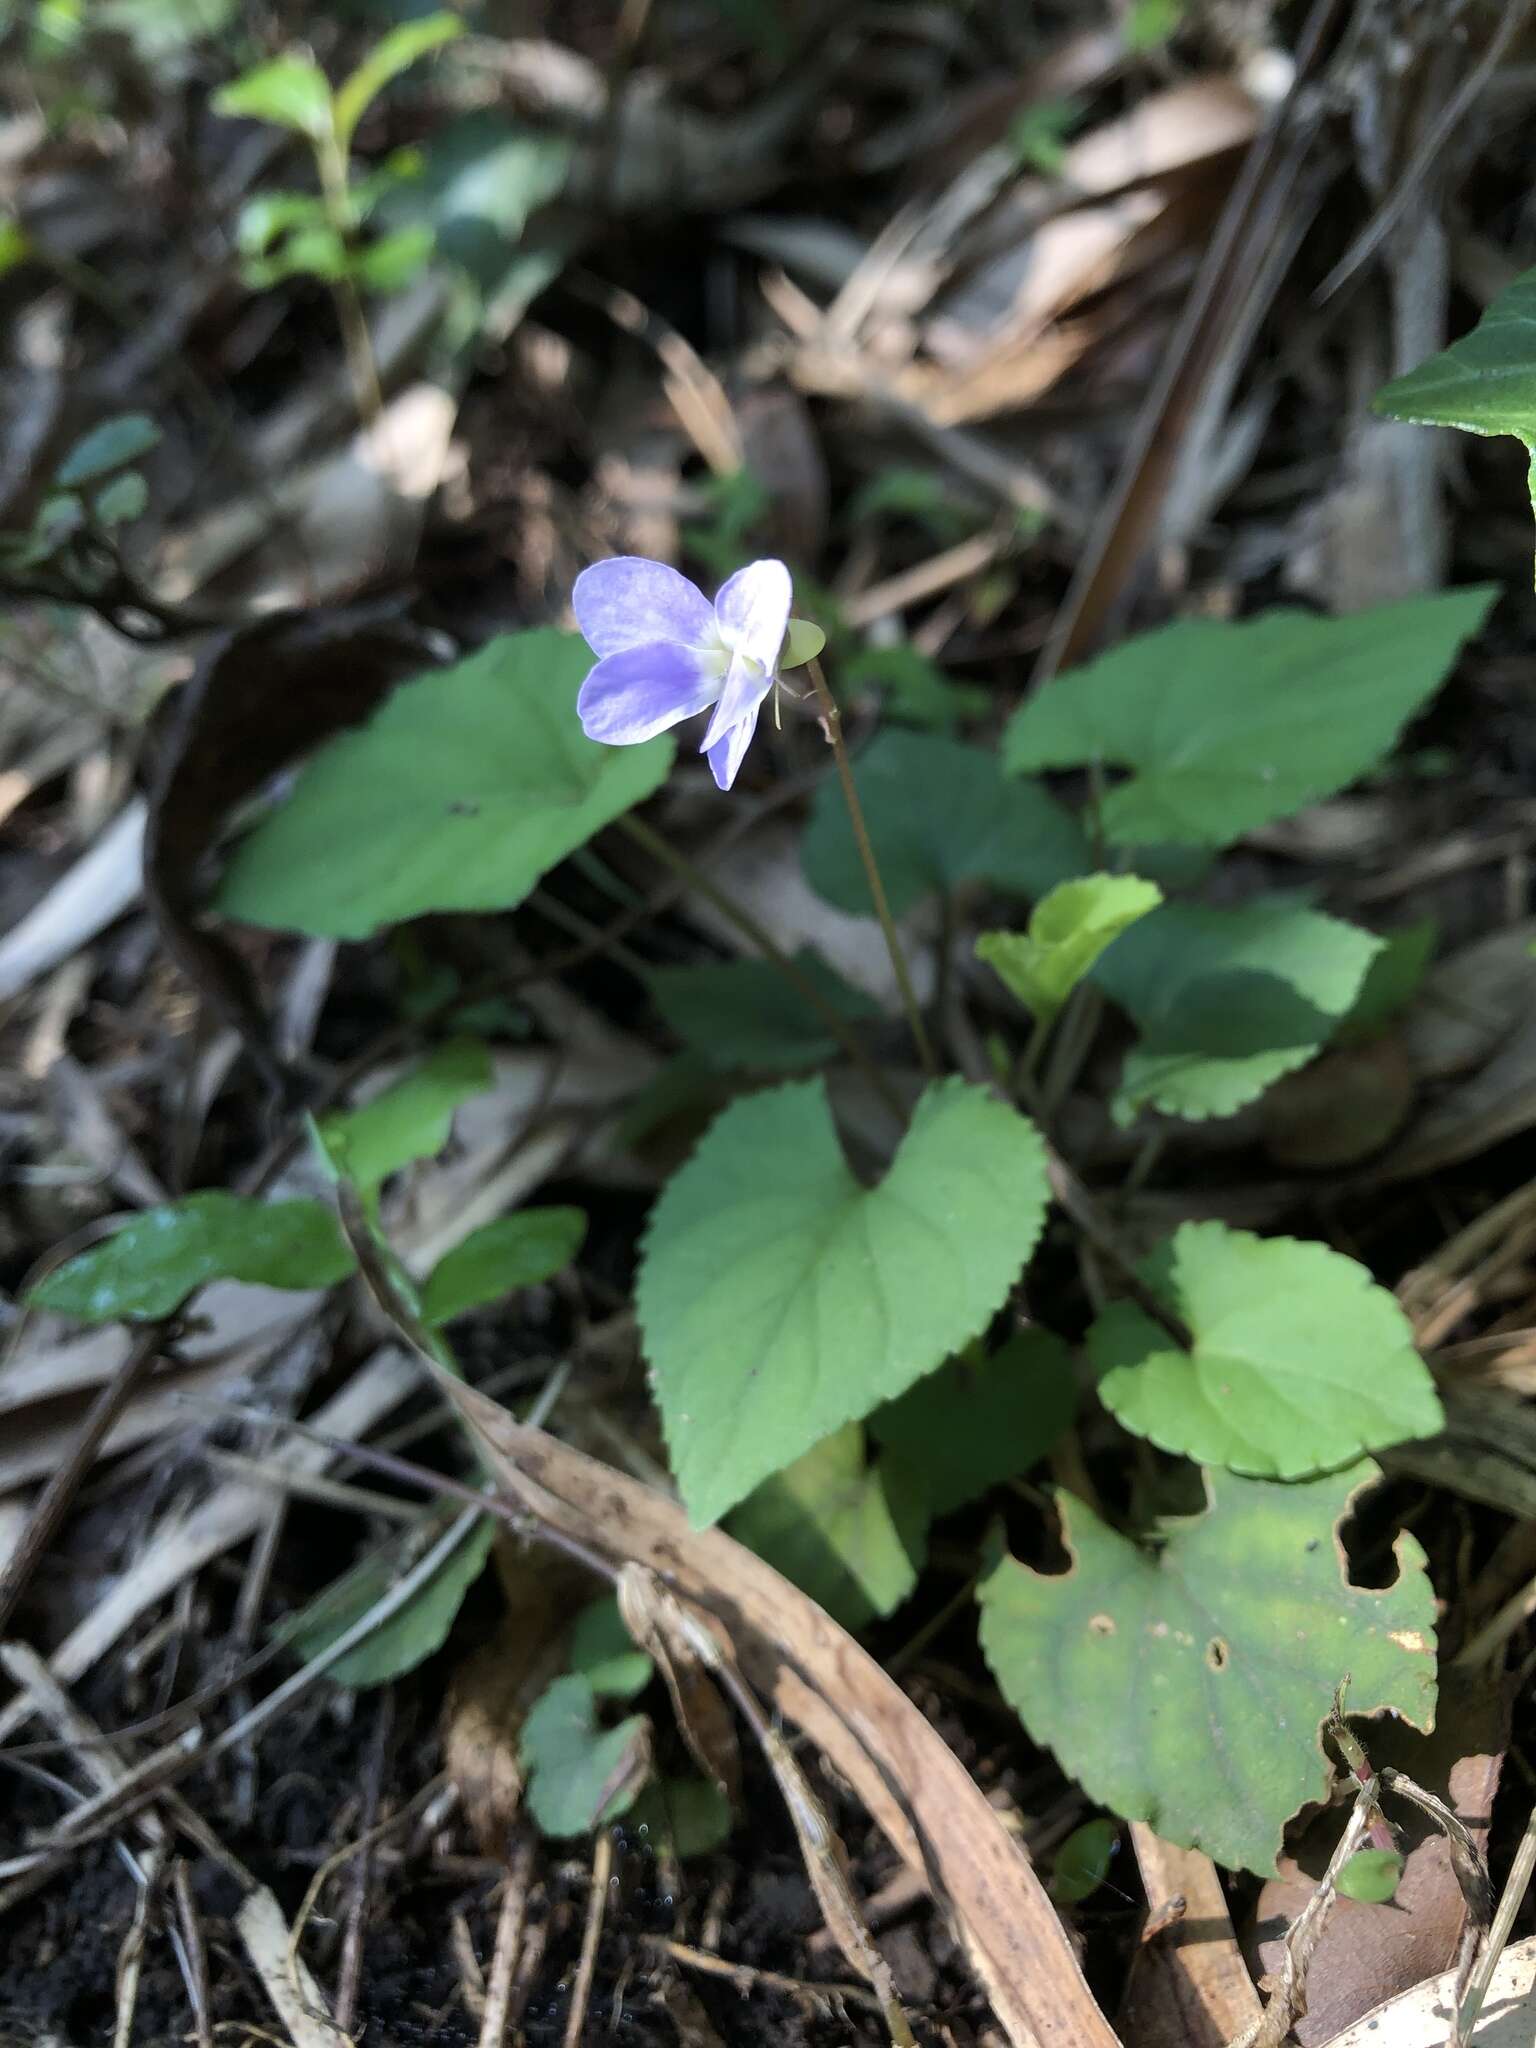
[33,507,1504,1879]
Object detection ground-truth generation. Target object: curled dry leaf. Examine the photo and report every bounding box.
[143,603,437,1095]
[1260,1038,1417,1170]
[615,1565,741,1804]
[432,1367,1123,2048]
[1371,924,1536,1183]
[616,1563,910,2040]
[442,1555,587,1855]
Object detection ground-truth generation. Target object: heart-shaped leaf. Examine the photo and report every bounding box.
[1375,267,1536,525]
[520,1674,650,1839]
[978,873,1162,1026]
[803,728,1089,917]
[1004,589,1496,848]
[30,1192,354,1322]
[217,631,673,939]
[1096,898,1381,1122]
[637,1077,1051,1525]
[978,1461,1437,1873]
[1090,1221,1444,1477]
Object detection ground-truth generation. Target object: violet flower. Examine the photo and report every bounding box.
[573,555,821,791]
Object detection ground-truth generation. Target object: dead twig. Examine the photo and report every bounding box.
[0,1324,168,1639]
[478,1832,538,2048]
[1453,1797,1536,2045]
[643,1934,887,2015]
[563,1827,615,2048]
[1227,1778,1383,2048]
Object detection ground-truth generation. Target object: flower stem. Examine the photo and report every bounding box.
[617,812,907,1123]
[804,658,935,1075]
[315,128,385,429]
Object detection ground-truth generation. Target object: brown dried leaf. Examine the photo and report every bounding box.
[615,1565,741,1804]
[1246,1669,1505,2045]
[442,1557,590,1855]
[143,605,436,1096]
[1260,1040,1417,1170]
[433,1369,1123,2048]
[1315,1932,1536,2047]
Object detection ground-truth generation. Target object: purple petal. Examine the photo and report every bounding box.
[578,642,719,746]
[715,558,792,674]
[699,650,775,755]
[573,557,715,657]
[707,701,763,791]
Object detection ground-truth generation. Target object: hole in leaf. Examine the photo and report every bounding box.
[1206,1637,1229,1671]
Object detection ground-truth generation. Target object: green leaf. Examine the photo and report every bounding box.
[334,12,463,152]
[405,112,572,262]
[977,1461,1438,1874]
[844,644,990,733]
[568,1596,654,1700]
[1125,0,1184,48]
[420,1206,586,1324]
[1336,1849,1403,1904]
[56,414,161,487]
[649,951,878,1073]
[29,1192,354,1321]
[91,471,148,527]
[1004,590,1497,848]
[1091,1221,1444,1478]
[236,189,330,252]
[638,1076,1051,1525]
[319,1038,493,1193]
[728,1424,926,1632]
[630,1775,734,1858]
[354,223,435,292]
[870,1330,1077,1518]
[217,631,673,939]
[1097,898,1381,1122]
[781,617,826,669]
[520,1674,650,1839]
[1338,917,1437,1044]
[1009,98,1084,176]
[1375,268,1536,527]
[213,54,333,139]
[803,730,1090,918]
[847,465,978,544]
[0,219,32,278]
[277,1510,493,1688]
[978,874,1163,1026]
[1051,1817,1120,1904]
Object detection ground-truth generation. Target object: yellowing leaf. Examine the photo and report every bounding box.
[978,1461,1437,1874]
[978,874,1162,1025]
